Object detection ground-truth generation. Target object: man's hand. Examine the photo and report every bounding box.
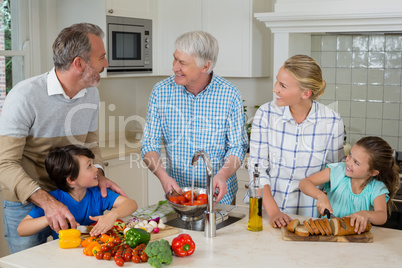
[161,176,182,195]
[97,169,128,198]
[213,174,228,204]
[28,189,77,233]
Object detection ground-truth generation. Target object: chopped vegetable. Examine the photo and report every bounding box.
[58,229,81,249]
[144,239,173,268]
[171,234,195,257]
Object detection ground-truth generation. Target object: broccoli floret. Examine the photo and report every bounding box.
[158,253,173,265]
[148,257,162,268]
[145,239,173,268]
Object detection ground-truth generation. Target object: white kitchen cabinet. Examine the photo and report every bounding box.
[106,0,156,19]
[157,0,270,77]
[236,167,250,209]
[104,155,148,209]
[147,169,167,206]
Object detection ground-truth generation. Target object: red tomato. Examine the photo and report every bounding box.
[115,257,125,267]
[183,202,192,206]
[197,193,207,202]
[177,195,187,204]
[132,254,141,263]
[96,251,104,260]
[103,252,112,260]
[184,191,196,201]
[169,196,180,204]
[124,251,132,262]
[193,200,204,206]
[101,245,110,252]
[140,253,149,262]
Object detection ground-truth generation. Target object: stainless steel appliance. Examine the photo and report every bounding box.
[106,16,152,73]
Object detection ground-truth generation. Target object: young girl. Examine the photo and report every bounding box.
[247,54,345,228]
[299,136,400,234]
[17,145,138,238]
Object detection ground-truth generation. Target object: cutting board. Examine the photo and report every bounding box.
[281,227,373,243]
[150,225,179,241]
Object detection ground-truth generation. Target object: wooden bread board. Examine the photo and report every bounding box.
[150,225,179,241]
[281,227,373,243]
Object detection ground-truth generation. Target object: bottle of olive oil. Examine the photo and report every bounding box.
[248,164,263,231]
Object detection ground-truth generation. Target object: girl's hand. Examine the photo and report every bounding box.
[268,211,292,228]
[89,214,116,236]
[316,196,332,216]
[348,211,369,234]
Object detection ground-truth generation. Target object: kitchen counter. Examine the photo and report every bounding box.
[1,207,401,267]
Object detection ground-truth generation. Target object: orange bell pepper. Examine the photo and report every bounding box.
[81,236,97,247]
[58,229,82,249]
[100,234,114,244]
[83,241,100,256]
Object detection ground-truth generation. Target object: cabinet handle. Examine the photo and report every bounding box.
[104,162,109,167]
[245,184,249,189]
[108,9,114,14]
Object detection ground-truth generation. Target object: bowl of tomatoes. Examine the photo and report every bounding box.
[165,187,209,221]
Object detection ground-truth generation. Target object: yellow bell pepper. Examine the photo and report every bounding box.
[92,245,102,256]
[59,229,82,249]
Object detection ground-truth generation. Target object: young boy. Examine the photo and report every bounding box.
[17,145,137,238]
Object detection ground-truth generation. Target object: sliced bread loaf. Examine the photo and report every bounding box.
[330,217,372,236]
[314,219,326,235]
[286,219,300,232]
[303,220,315,235]
[295,225,310,236]
[308,218,321,235]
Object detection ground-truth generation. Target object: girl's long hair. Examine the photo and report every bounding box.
[355,136,400,214]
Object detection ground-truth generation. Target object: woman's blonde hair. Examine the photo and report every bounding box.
[284,55,326,100]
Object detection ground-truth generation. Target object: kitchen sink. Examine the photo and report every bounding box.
[165,204,245,231]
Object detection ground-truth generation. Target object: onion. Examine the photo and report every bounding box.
[149,217,160,224]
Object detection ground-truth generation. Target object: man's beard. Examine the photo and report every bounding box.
[81,63,102,88]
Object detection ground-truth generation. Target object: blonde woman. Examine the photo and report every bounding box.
[247,55,345,228]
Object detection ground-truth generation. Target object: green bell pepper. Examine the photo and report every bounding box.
[125,228,151,248]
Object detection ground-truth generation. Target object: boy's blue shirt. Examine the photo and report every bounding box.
[28,187,119,239]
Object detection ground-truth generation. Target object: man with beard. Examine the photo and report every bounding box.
[0,23,125,253]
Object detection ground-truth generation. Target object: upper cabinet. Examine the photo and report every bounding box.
[157,0,270,77]
[106,0,156,19]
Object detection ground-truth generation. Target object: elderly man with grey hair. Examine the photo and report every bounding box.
[142,31,248,204]
[0,23,125,253]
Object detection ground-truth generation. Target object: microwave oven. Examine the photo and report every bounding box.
[106,16,152,73]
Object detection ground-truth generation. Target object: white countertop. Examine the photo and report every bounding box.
[1,207,402,267]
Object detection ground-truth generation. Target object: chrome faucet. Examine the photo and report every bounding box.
[191,150,216,237]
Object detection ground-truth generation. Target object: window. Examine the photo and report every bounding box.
[0,0,30,114]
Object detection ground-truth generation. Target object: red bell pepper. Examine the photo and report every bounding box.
[171,234,195,257]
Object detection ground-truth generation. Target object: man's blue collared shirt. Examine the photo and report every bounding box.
[141,74,248,204]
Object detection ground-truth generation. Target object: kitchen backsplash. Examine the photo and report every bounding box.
[311,34,402,150]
